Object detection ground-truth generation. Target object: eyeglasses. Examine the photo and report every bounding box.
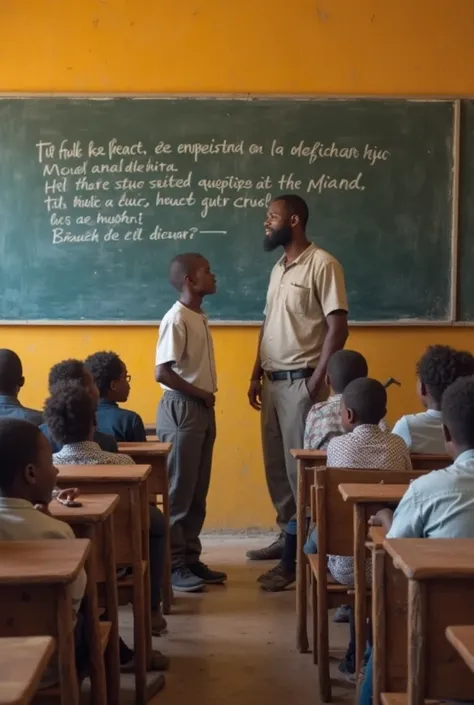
[125,374,131,383]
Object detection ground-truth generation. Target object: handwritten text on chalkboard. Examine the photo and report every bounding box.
[35,138,391,245]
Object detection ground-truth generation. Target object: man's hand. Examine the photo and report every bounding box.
[202,392,216,408]
[248,379,262,411]
[305,378,320,404]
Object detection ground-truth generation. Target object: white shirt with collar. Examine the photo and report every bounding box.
[391,409,445,454]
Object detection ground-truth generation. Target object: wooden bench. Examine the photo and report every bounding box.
[311,468,428,702]
[339,479,426,679]
[446,625,474,674]
[56,464,152,705]
[290,449,449,654]
[0,540,92,705]
[49,494,121,705]
[118,441,173,613]
[0,636,55,705]
[381,539,474,705]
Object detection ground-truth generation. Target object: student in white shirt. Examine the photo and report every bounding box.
[392,345,474,453]
[156,253,227,593]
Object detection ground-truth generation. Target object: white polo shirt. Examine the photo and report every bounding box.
[156,301,217,393]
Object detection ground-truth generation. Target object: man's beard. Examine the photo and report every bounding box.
[263,225,293,252]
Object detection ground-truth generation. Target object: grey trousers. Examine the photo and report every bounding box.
[157,391,216,569]
[261,377,327,530]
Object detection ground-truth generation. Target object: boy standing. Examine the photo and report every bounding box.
[85,351,147,442]
[156,253,226,593]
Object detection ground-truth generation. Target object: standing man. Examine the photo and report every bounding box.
[246,195,348,587]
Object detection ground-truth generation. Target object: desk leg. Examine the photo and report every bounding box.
[140,485,153,666]
[372,547,386,705]
[131,487,147,705]
[354,503,367,680]
[160,461,173,616]
[57,585,80,705]
[83,526,107,705]
[407,579,427,705]
[296,459,309,653]
[103,515,121,705]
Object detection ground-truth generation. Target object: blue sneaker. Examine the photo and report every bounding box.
[172,566,205,592]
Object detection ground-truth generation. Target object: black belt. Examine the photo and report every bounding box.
[264,368,314,382]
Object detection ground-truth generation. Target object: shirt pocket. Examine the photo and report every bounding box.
[285,283,310,315]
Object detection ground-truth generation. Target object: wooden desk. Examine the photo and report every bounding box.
[339,483,408,679]
[56,465,151,705]
[0,636,55,705]
[118,442,173,613]
[50,494,120,705]
[0,540,90,705]
[290,449,327,653]
[446,625,474,674]
[383,539,474,705]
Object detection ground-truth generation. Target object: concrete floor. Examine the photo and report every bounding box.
[117,537,356,704]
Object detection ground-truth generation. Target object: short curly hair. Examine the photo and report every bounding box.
[84,351,122,397]
[44,381,95,444]
[327,350,368,394]
[343,377,387,425]
[417,346,474,404]
[48,359,86,393]
[0,418,43,491]
[442,376,474,447]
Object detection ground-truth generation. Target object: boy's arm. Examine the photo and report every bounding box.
[369,508,394,531]
[155,363,215,407]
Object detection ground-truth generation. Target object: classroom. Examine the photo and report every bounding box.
[1,1,474,703]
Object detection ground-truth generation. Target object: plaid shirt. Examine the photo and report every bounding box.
[304,394,344,450]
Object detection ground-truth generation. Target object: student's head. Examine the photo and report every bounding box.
[48,359,100,409]
[326,350,369,394]
[168,253,216,297]
[442,376,474,458]
[0,349,24,397]
[416,346,474,410]
[264,194,309,252]
[0,418,57,504]
[341,377,387,432]
[85,351,130,403]
[44,382,95,445]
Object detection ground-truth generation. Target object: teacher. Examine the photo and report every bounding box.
[246,194,349,588]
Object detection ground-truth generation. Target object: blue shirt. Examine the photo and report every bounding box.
[96,399,147,443]
[40,423,118,454]
[0,395,43,425]
[392,409,445,454]
[388,449,474,539]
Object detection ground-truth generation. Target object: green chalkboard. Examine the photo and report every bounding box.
[459,101,474,321]
[0,97,454,322]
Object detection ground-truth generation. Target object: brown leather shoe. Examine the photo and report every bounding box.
[246,534,285,561]
[258,562,295,592]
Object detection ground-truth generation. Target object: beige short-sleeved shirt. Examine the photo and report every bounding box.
[156,301,217,393]
[261,244,348,371]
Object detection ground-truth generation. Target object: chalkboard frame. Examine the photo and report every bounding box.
[0,92,461,326]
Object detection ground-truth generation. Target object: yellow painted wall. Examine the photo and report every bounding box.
[1,0,474,528]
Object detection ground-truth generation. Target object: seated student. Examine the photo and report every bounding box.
[326,377,411,677]
[392,345,474,453]
[85,351,147,442]
[44,381,168,637]
[0,349,43,425]
[40,359,118,453]
[259,349,370,593]
[360,375,474,705]
[0,417,167,692]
